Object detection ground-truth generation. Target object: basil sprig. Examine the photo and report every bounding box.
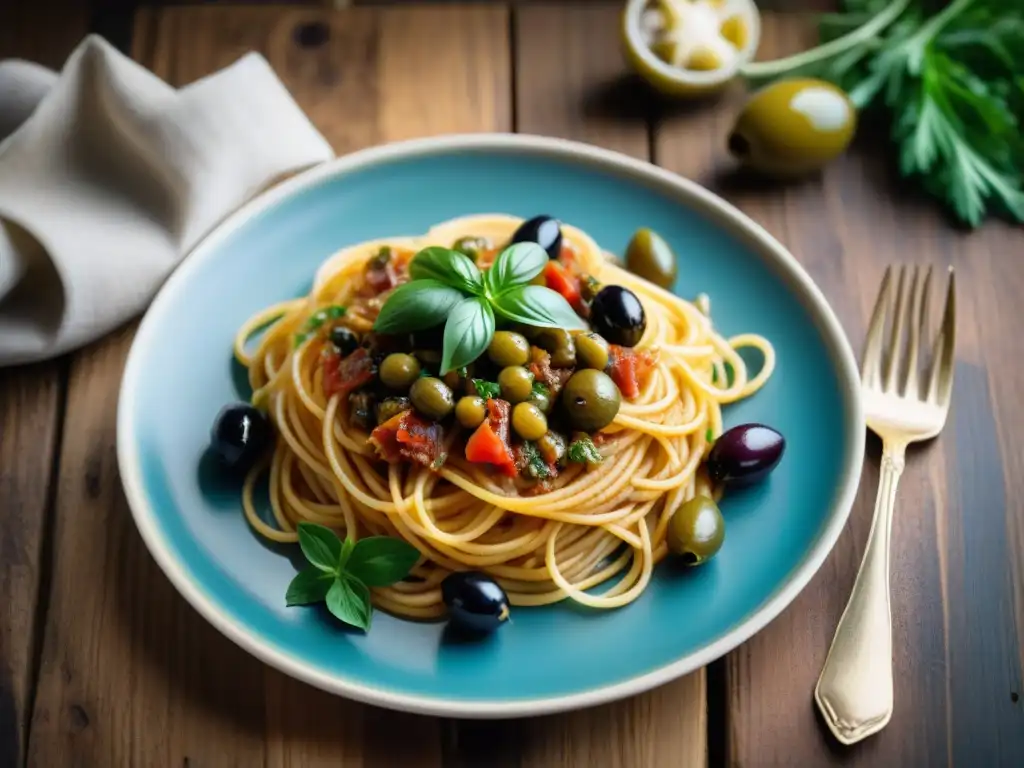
[374,243,586,373]
[286,522,420,631]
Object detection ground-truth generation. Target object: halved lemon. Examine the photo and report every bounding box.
[622,0,761,97]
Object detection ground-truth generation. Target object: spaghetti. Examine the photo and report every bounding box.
[233,215,774,618]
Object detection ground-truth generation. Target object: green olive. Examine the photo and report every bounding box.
[729,78,856,178]
[455,396,487,429]
[379,353,421,390]
[561,369,621,432]
[526,384,552,414]
[452,235,490,262]
[413,348,441,367]
[512,402,548,441]
[442,363,473,392]
[535,328,576,369]
[409,377,455,420]
[625,228,677,289]
[498,366,534,404]
[376,396,411,425]
[575,332,610,371]
[666,495,725,565]
[488,331,531,367]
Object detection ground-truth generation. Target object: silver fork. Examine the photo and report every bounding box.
[815,265,956,745]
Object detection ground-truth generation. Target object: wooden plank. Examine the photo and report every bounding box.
[0,5,89,767]
[656,11,1023,765]
[508,5,707,768]
[26,5,510,767]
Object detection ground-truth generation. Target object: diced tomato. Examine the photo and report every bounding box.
[369,411,445,469]
[558,244,577,270]
[323,348,375,399]
[543,261,581,307]
[608,345,658,399]
[465,399,516,476]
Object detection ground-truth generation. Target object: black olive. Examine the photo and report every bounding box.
[210,403,271,472]
[510,215,563,259]
[441,571,510,635]
[590,285,646,347]
[330,326,359,356]
[706,424,785,487]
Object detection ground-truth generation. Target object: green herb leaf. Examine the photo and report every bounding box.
[285,567,334,605]
[373,279,465,334]
[297,522,342,573]
[325,576,373,631]
[346,536,421,587]
[441,296,495,375]
[473,379,501,399]
[567,434,602,465]
[521,441,552,480]
[409,247,484,295]
[531,381,551,398]
[294,304,346,347]
[339,536,355,570]
[484,243,548,295]
[706,428,715,443]
[490,285,587,330]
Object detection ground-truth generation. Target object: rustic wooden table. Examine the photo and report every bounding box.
[2,3,1022,767]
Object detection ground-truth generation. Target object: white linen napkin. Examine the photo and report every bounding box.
[0,35,335,366]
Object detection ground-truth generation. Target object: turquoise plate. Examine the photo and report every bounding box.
[118,135,863,717]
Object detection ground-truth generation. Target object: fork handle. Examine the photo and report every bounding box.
[815,440,906,745]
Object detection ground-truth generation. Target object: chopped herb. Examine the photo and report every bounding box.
[431,452,448,470]
[294,305,346,347]
[473,378,501,400]
[706,428,714,443]
[531,381,551,398]
[458,366,469,378]
[567,433,602,465]
[521,441,552,480]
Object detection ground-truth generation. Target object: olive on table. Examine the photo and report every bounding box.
[667,495,725,565]
[575,332,610,371]
[590,285,646,347]
[512,402,548,441]
[409,377,455,421]
[488,331,531,368]
[330,326,359,357]
[561,369,621,432]
[706,423,785,486]
[498,365,534,404]
[526,384,552,414]
[379,353,422,390]
[377,397,412,424]
[455,396,487,430]
[510,215,563,260]
[452,235,490,262]
[535,328,576,369]
[210,403,272,472]
[442,571,510,634]
[625,228,677,289]
[728,78,856,178]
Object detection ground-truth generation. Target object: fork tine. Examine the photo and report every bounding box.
[902,266,926,397]
[861,266,892,388]
[883,266,908,392]
[926,268,956,405]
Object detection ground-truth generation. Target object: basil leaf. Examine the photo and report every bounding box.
[345,536,421,587]
[339,536,355,570]
[297,522,342,573]
[441,297,495,375]
[410,247,484,295]
[325,576,372,631]
[285,567,334,605]
[490,285,587,330]
[485,243,548,295]
[373,280,465,334]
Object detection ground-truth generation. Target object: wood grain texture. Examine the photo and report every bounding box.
[26,5,508,767]
[656,12,1023,766]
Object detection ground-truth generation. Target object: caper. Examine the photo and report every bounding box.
[455,396,487,429]
[666,495,725,565]
[561,369,620,432]
[498,366,534,404]
[625,228,677,289]
[526,384,552,414]
[452,235,490,262]
[409,377,455,420]
[376,397,411,425]
[575,332,610,371]
[488,331,531,367]
[535,328,576,368]
[512,402,548,441]
[379,353,421,390]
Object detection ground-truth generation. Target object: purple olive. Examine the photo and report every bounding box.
[706,423,785,487]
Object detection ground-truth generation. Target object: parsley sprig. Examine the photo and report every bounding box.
[286,522,420,631]
[743,0,1024,227]
[373,244,585,374]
